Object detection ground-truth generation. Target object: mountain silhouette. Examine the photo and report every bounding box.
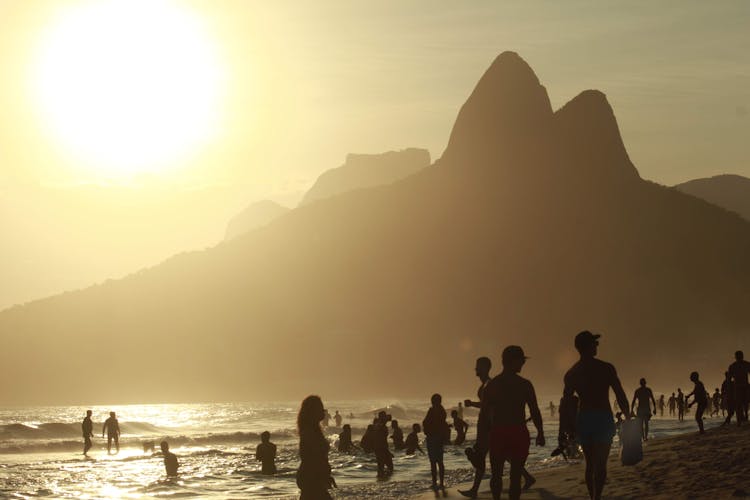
[299,148,430,206]
[674,174,750,222]
[224,200,290,241]
[2,52,750,404]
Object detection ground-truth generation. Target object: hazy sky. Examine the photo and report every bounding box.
[1,0,748,309]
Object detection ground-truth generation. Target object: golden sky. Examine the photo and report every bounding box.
[1,0,748,309]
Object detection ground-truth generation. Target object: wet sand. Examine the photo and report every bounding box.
[414,424,750,499]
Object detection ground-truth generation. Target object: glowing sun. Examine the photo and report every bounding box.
[31,0,225,177]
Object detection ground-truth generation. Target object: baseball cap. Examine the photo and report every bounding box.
[574,330,601,350]
[501,345,528,363]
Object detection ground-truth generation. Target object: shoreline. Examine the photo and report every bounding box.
[412,424,750,499]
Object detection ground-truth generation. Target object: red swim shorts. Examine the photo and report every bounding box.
[489,425,530,461]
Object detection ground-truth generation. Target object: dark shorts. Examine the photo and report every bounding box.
[637,407,651,420]
[576,410,615,446]
[489,425,530,461]
[426,435,444,463]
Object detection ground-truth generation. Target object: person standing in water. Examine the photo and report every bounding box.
[422,393,448,490]
[658,394,665,417]
[451,410,469,445]
[721,371,736,426]
[373,411,394,478]
[459,356,492,499]
[160,441,179,476]
[82,410,94,456]
[563,331,630,500]
[480,346,544,500]
[686,372,708,434]
[256,431,277,475]
[457,402,464,420]
[404,423,424,455]
[711,388,721,417]
[668,393,676,417]
[728,350,750,425]
[630,378,656,441]
[391,420,405,450]
[677,389,686,422]
[334,410,342,428]
[338,424,356,453]
[296,395,335,499]
[102,412,120,454]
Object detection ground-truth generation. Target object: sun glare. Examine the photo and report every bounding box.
[31,0,225,178]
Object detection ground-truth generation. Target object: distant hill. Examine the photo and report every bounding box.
[224,200,290,241]
[674,174,750,221]
[2,52,749,405]
[299,148,430,206]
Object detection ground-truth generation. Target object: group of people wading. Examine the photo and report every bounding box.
[296,331,750,500]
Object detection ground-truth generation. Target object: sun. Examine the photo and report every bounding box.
[31,0,225,178]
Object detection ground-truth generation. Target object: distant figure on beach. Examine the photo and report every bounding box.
[256,431,277,475]
[711,388,721,417]
[334,410,342,428]
[563,331,630,500]
[323,409,331,428]
[374,411,394,477]
[658,394,665,417]
[677,389,685,422]
[457,402,464,420]
[360,421,376,453]
[686,371,708,434]
[630,378,656,441]
[405,423,424,455]
[721,371,735,426]
[728,350,750,425]
[548,401,556,417]
[391,420,405,450]
[296,395,335,499]
[338,424,356,453]
[160,441,179,476]
[82,410,94,456]
[102,412,120,454]
[451,410,469,445]
[668,393,676,417]
[459,356,492,499]
[422,393,448,490]
[480,345,544,500]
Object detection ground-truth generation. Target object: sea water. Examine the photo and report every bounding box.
[0,400,721,499]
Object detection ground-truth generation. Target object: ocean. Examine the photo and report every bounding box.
[0,399,723,499]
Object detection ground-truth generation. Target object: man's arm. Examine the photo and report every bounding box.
[610,367,631,418]
[649,390,657,413]
[464,399,479,408]
[630,391,637,413]
[527,382,545,446]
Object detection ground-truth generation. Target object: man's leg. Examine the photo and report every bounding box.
[508,459,524,500]
[114,435,119,453]
[696,404,705,433]
[460,444,487,498]
[488,451,504,500]
[107,435,112,454]
[438,460,445,488]
[430,460,437,486]
[591,442,611,500]
[644,417,649,440]
[581,444,595,499]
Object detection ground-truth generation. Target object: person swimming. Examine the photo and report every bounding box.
[256,431,277,474]
[160,441,179,476]
[390,420,404,450]
[404,423,424,455]
[102,412,120,455]
[338,424,357,453]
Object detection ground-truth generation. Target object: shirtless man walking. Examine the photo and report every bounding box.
[630,378,656,441]
[480,346,544,500]
[729,350,750,425]
[563,331,630,500]
[102,411,121,454]
[459,357,492,499]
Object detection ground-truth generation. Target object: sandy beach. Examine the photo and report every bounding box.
[415,425,750,499]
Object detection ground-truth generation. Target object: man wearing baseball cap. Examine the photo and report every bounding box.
[563,331,630,500]
[479,345,544,500]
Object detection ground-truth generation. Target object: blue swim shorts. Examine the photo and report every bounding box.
[576,410,615,446]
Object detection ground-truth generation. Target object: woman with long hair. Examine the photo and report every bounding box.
[297,395,335,499]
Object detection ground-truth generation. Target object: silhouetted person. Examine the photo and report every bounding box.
[549,401,556,417]
[334,410,342,428]
[405,423,424,455]
[677,389,685,422]
[160,441,179,476]
[102,412,120,454]
[668,393,676,417]
[391,420,404,450]
[729,350,750,425]
[82,410,94,456]
[374,411,394,478]
[423,393,448,490]
[480,346,544,500]
[457,402,464,420]
[338,424,356,453]
[686,372,708,434]
[296,395,335,499]
[451,409,469,445]
[256,431,277,475]
[459,356,492,498]
[630,378,656,441]
[658,394,665,417]
[711,388,721,417]
[323,409,331,428]
[721,371,736,426]
[563,331,630,500]
[360,421,376,453]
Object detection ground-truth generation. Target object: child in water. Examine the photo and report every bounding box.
[404,423,424,455]
[450,409,469,445]
[256,431,277,474]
